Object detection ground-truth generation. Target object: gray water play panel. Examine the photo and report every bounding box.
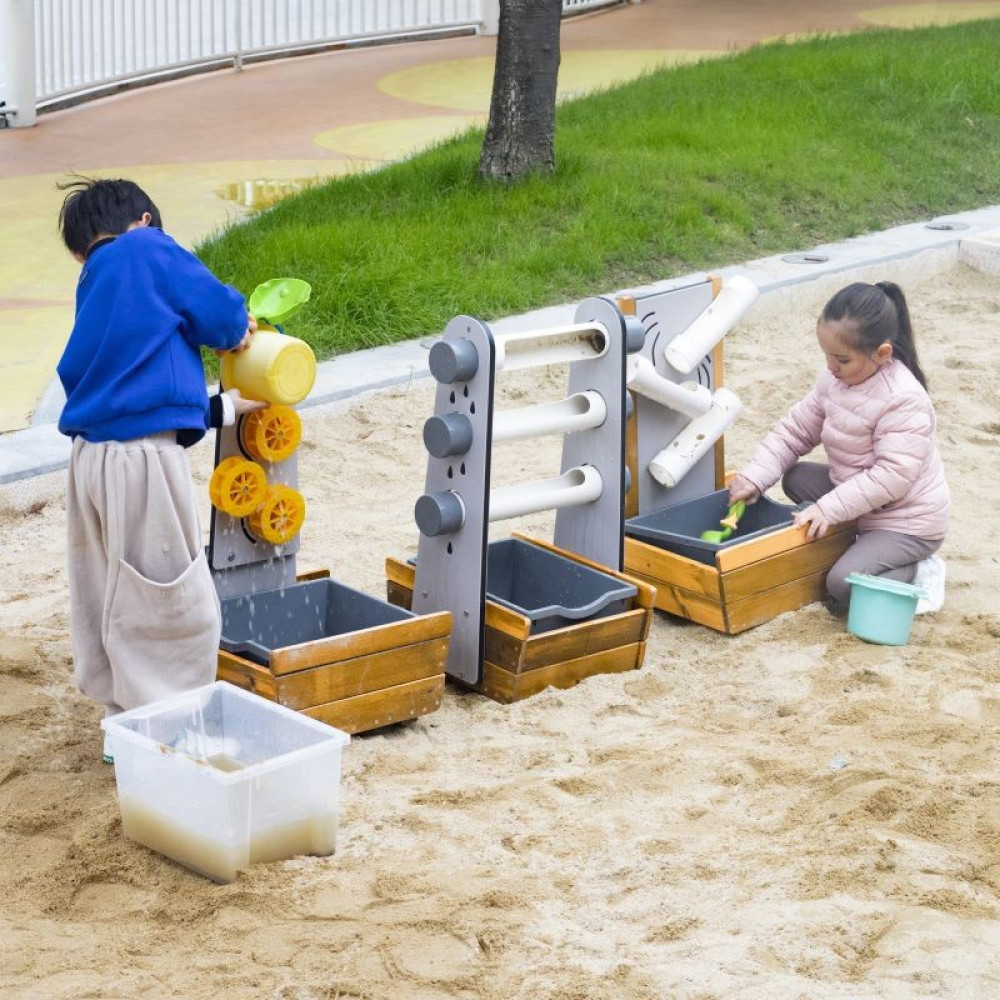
[219,577,414,667]
[625,489,796,566]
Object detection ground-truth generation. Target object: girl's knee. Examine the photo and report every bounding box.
[825,566,852,608]
[781,467,804,503]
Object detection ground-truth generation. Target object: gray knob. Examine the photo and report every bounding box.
[624,389,634,421]
[624,465,632,494]
[429,338,479,383]
[423,413,474,458]
[415,491,465,537]
[624,315,646,354]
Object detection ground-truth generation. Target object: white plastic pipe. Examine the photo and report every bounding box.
[664,275,759,375]
[492,390,607,444]
[2,0,37,127]
[489,465,603,522]
[626,356,712,419]
[494,322,609,372]
[648,388,743,488]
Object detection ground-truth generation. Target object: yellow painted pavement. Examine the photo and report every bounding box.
[314,115,483,160]
[378,49,722,114]
[0,160,353,432]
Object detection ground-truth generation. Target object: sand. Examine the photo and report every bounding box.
[1,261,998,1000]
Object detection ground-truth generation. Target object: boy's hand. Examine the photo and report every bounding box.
[225,388,268,416]
[793,503,830,539]
[728,473,761,505]
[215,314,258,357]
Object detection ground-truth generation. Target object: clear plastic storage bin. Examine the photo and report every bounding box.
[102,681,350,883]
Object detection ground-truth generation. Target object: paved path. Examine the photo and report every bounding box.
[0,0,997,432]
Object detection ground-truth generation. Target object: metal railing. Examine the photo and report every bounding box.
[0,0,626,126]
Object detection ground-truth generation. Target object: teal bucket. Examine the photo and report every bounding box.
[846,573,924,646]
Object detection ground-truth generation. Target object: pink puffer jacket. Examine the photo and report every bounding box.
[740,360,949,539]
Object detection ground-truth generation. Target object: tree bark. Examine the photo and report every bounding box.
[478,0,562,183]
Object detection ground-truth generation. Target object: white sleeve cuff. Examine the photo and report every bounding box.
[220,392,236,426]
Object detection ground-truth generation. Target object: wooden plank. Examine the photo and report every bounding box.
[385,556,415,590]
[724,569,829,634]
[269,610,451,675]
[483,601,532,641]
[484,625,525,673]
[714,519,855,573]
[302,675,445,734]
[521,608,646,671]
[386,579,412,610]
[478,643,642,704]
[721,529,855,603]
[619,290,641,520]
[650,581,727,632]
[273,638,448,710]
[623,535,722,601]
[512,532,657,611]
[297,567,331,582]
[217,652,278,700]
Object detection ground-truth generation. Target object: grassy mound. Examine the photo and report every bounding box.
[198,20,1000,362]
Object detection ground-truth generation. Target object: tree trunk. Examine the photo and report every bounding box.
[478,0,562,183]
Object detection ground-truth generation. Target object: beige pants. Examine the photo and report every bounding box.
[67,433,221,714]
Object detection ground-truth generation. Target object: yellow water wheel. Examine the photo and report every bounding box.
[241,404,302,463]
[208,456,268,517]
[247,484,306,545]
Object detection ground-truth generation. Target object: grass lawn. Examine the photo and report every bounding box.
[197,20,1000,365]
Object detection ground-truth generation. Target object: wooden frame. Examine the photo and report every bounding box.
[386,535,656,704]
[217,570,451,734]
[624,520,856,634]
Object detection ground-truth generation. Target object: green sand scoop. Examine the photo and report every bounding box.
[700,499,747,544]
[248,277,311,325]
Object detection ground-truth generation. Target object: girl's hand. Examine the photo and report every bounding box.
[728,474,761,505]
[793,504,831,539]
[225,388,268,416]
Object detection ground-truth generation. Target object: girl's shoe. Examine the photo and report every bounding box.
[914,555,946,615]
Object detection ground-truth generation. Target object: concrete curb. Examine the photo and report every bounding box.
[3,205,999,485]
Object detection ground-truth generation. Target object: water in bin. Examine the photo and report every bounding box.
[102,682,349,883]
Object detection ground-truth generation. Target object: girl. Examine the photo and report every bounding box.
[728,281,949,613]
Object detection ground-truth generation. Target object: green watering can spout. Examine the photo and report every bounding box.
[248,277,312,325]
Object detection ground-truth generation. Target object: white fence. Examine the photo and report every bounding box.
[0,0,625,126]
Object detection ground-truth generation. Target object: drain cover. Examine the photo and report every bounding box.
[781,253,831,264]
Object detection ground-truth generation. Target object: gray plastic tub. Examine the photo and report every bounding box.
[485,538,637,634]
[625,489,795,566]
[220,578,414,667]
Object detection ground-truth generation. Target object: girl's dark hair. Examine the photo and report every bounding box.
[821,281,927,389]
[58,177,163,257]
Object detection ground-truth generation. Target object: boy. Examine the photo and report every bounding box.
[56,178,264,758]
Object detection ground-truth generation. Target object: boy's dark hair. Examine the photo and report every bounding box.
[822,281,927,390]
[58,177,163,257]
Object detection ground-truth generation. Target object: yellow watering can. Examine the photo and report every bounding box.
[221,278,316,406]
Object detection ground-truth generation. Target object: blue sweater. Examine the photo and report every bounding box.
[57,227,247,444]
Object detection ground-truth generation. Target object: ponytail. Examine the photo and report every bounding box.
[875,282,927,390]
[821,281,927,390]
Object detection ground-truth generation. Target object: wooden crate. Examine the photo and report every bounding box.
[217,571,451,735]
[623,520,856,634]
[385,534,656,704]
